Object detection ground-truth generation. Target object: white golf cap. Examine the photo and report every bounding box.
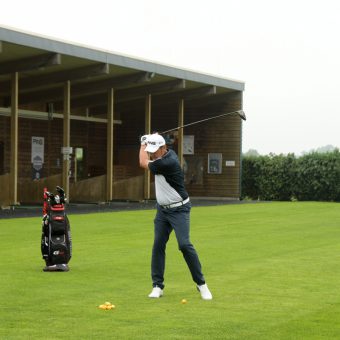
[145,134,166,153]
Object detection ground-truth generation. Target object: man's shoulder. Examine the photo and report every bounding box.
[149,149,178,173]
[161,149,179,165]
[164,149,178,160]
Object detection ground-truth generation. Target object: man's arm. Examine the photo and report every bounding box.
[139,144,150,169]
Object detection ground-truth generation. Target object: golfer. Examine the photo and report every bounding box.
[139,133,212,300]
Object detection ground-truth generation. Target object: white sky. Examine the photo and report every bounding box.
[1,0,339,155]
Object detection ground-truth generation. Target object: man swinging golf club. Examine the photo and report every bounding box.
[139,133,212,300]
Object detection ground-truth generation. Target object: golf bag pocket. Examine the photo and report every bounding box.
[50,236,70,264]
[50,210,67,234]
[50,218,66,234]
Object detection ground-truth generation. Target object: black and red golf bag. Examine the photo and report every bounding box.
[41,186,72,272]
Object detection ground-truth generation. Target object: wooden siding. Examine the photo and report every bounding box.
[184,115,241,197]
[0,90,242,203]
[0,173,10,207]
[0,117,10,174]
[18,174,62,203]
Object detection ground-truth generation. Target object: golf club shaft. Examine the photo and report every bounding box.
[160,110,245,135]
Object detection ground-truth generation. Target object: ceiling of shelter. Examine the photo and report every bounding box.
[0,39,240,117]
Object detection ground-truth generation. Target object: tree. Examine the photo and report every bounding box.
[243,149,260,157]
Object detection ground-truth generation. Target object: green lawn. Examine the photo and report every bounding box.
[1,202,340,339]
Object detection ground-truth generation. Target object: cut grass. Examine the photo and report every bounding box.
[0,202,340,339]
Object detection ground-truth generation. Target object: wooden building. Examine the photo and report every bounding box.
[0,26,245,207]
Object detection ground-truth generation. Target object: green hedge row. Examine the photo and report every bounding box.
[241,150,340,201]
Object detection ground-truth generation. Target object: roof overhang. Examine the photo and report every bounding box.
[0,26,245,118]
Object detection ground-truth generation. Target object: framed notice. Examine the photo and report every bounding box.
[183,135,194,155]
[208,153,222,174]
[31,137,44,180]
[31,137,44,163]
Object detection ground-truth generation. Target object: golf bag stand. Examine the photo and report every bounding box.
[41,186,72,272]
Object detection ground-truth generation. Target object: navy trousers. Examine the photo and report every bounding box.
[151,202,205,289]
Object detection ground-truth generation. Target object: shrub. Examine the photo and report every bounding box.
[241,150,340,202]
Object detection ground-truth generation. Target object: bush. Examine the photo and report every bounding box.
[242,150,340,202]
[294,150,340,201]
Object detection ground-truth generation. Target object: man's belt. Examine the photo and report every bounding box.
[160,197,190,209]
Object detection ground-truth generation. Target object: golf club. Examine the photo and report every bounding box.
[159,110,246,135]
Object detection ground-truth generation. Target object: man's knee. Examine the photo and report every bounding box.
[178,242,193,254]
[153,236,168,251]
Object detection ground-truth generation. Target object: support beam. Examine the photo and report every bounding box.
[62,81,71,198]
[106,88,114,201]
[184,91,237,108]
[0,63,109,93]
[154,85,216,104]
[116,85,217,113]
[178,99,184,168]
[0,53,61,75]
[69,92,106,109]
[144,94,151,200]
[18,71,154,106]
[10,72,18,205]
[67,79,184,109]
[117,79,186,102]
[0,107,121,124]
[71,71,154,96]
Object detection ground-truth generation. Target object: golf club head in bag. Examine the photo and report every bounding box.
[41,186,72,272]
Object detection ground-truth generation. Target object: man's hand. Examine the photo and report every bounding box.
[140,134,149,145]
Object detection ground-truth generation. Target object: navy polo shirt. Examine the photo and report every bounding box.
[148,149,189,206]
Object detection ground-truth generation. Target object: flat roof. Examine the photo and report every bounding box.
[0,25,244,92]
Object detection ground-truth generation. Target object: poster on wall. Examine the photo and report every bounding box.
[208,153,222,174]
[183,135,194,155]
[31,137,44,180]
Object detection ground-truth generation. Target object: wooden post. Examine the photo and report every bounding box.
[178,99,184,168]
[144,94,151,200]
[107,88,114,201]
[10,72,19,205]
[62,81,71,198]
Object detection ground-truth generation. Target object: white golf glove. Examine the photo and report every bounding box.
[140,134,149,145]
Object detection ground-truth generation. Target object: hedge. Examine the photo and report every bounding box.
[241,150,340,202]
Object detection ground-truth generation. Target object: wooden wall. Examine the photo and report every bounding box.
[0,117,10,174]
[18,174,62,203]
[183,115,241,197]
[0,116,110,179]
[0,173,10,207]
[0,90,243,203]
[181,92,242,198]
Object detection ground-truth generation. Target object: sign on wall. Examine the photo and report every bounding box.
[183,135,194,155]
[225,160,236,167]
[208,153,222,174]
[31,137,44,180]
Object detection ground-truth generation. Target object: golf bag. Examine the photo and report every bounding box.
[41,186,72,272]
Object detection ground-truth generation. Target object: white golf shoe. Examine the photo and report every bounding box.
[148,286,163,298]
[197,283,213,300]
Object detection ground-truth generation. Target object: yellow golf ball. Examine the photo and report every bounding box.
[181,299,187,304]
[99,301,115,310]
